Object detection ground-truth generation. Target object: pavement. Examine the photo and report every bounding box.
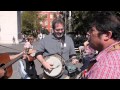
[0,40,43,79]
[0,40,83,79]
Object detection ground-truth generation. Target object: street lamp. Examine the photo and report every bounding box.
[69,11,71,32]
[63,11,67,33]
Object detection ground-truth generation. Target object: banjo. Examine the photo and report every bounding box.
[43,54,65,78]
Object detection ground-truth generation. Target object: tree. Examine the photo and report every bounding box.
[41,28,49,35]
[71,11,92,35]
[71,11,120,35]
[21,11,47,38]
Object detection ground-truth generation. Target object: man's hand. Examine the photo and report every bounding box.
[42,61,53,71]
[0,68,5,78]
[28,49,36,55]
[72,59,79,64]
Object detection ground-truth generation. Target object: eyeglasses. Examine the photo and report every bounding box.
[55,28,64,31]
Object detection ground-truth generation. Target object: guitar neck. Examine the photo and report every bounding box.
[1,53,23,69]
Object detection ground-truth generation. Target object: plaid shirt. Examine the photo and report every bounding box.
[86,42,120,79]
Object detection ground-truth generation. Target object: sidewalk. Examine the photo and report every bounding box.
[0,41,42,79]
[0,43,24,54]
[0,40,82,79]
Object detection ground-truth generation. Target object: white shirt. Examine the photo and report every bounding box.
[24,42,33,49]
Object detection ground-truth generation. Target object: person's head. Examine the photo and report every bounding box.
[27,35,34,44]
[52,18,65,39]
[87,12,120,51]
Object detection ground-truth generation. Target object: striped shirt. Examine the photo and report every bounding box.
[87,41,120,79]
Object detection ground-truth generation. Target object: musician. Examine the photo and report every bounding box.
[0,51,24,78]
[18,35,38,79]
[35,18,80,79]
[85,11,120,79]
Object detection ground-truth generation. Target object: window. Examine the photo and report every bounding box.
[40,21,43,24]
[45,21,48,26]
[50,21,52,26]
[50,14,53,19]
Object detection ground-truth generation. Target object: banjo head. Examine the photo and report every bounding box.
[44,54,65,78]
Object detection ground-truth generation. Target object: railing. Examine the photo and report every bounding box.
[75,48,79,52]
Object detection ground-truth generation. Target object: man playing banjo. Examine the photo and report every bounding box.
[35,18,80,79]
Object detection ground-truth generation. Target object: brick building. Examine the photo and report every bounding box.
[38,11,60,33]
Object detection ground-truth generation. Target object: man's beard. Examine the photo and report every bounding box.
[53,32,65,39]
[89,41,103,52]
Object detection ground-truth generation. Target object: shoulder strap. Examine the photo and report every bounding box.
[108,42,120,53]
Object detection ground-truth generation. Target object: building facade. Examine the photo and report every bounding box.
[0,11,61,44]
[0,11,21,44]
[38,11,60,33]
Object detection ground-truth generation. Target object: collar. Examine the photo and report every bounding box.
[51,33,57,40]
[96,41,120,61]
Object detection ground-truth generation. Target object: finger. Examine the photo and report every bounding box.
[48,64,54,70]
[49,63,53,66]
[72,61,76,64]
[74,60,79,63]
[48,67,53,71]
[72,59,76,62]
[45,68,52,72]
[76,60,79,63]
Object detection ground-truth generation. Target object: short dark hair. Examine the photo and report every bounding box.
[27,35,34,41]
[52,18,65,30]
[89,11,120,40]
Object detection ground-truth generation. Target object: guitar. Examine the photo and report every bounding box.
[0,52,23,79]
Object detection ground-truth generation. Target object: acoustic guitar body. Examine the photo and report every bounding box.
[0,53,12,79]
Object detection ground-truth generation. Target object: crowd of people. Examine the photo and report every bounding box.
[1,11,120,79]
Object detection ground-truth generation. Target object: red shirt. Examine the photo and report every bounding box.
[87,42,120,79]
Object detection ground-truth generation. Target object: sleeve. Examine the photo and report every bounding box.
[87,63,115,79]
[35,39,45,58]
